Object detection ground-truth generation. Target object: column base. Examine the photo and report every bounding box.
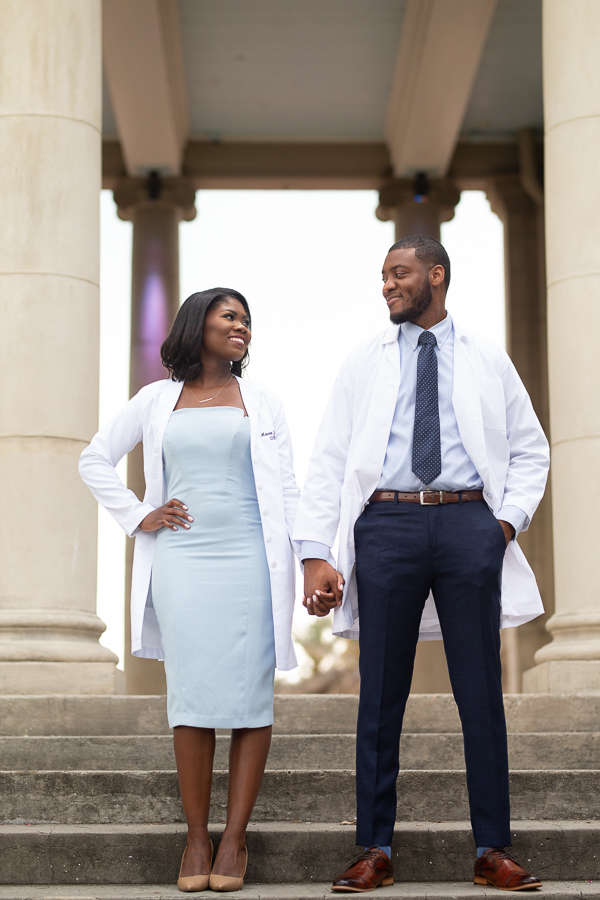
[523,660,600,693]
[0,610,119,695]
[0,661,117,694]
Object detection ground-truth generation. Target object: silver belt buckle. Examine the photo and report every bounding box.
[420,490,442,505]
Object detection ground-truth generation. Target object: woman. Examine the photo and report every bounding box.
[79,288,301,892]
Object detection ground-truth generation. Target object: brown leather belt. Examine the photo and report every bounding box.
[369,489,484,506]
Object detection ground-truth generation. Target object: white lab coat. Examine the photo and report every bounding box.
[79,377,300,670]
[293,320,550,641]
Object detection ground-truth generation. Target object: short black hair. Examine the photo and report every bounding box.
[388,235,451,292]
[161,288,250,382]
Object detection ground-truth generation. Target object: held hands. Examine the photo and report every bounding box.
[303,559,345,617]
[140,498,193,532]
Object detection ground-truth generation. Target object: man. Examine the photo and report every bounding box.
[293,235,549,892]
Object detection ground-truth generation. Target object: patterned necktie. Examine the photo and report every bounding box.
[412,330,441,486]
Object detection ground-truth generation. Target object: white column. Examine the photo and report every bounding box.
[0,0,117,692]
[487,175,554,692]
[524,0,600,692]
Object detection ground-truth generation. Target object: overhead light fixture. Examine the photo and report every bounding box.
[413,172,429,204]
[147,170,162,201]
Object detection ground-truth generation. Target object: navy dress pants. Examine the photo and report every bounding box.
[354,498,510,849]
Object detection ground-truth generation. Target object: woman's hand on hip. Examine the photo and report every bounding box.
[139,498,193,532]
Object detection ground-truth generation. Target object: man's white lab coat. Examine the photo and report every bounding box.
[293,321,550,641]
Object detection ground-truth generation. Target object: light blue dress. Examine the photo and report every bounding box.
[151,407,276,729]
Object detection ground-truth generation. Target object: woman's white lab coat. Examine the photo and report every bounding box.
[79,377,300,670]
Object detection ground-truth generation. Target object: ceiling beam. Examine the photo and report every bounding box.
[102,0,189,176]
[183,141,393,189]
[103,140,393,190]
[102,139,523,191]
[385,0,497,178]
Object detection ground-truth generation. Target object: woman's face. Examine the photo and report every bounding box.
[201,298,251,363]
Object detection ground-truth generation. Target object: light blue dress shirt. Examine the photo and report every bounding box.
[378,315,481,492]
[301,315,527,562]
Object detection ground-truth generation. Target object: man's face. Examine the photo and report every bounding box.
[382,248,434,325]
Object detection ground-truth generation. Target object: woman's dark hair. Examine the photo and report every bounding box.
[161,288,251,382]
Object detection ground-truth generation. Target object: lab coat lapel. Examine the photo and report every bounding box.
[382,325,401,382]
[356,326,400,493]
[153,380,184,431]
[237,376,258,420]
[151,380,184,454]
[236,377,261,453]
[146,380,183,505]
[452,330,491,489]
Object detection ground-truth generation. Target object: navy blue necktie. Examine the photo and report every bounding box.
[412,330,441,486]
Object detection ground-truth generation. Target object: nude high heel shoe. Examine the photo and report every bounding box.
[209,846,248,892]
[177,840,213,893]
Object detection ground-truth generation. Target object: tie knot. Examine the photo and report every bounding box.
[418,330,437,347]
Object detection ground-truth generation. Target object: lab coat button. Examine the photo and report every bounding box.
[266,535,272,543]
[486,492,492,498]
[270,560,277,568]
[262,509,269,516]
[257,483,264,490]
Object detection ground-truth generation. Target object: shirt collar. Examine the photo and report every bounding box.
[400,312,453,351]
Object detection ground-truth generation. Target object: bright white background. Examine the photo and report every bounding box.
[97,189,505,671]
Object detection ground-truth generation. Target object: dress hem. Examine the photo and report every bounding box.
[168,714,274,730]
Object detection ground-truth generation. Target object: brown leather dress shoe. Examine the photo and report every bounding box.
[331,846,394,892]
[474,849,542,891]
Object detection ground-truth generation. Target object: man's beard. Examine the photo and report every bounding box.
[389,278,433,324]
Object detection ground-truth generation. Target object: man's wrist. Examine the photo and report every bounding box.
[303,557,322,566]
[496,505,527,540]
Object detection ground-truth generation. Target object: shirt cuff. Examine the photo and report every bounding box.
[129,502,157,538]
[497,505,528,539]
[300,540,330,562]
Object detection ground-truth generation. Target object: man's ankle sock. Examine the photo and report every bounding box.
[372,845,391,860]
[477,847,493,858]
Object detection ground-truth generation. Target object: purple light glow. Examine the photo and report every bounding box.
[139,270,169,383]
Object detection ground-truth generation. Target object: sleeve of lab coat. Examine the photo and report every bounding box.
[79,389,156,538]
[293,353,357,548]
[500,357,550,528]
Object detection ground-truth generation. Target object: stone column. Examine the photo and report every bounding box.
[376,178,461,241]
[377,177,460,693]
[114,177,196,695]
[0,0,118,692]
[523,0,600,692]
[487,175,554,692]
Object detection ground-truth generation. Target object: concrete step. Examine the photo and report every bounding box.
[1,885,600,900]
[0,822,598,884]
[2,769,600,825]
[2,694,600,736]
[3,731,600,771]
[401,732,600,770]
